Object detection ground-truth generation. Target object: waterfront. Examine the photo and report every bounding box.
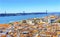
[0,14,47,24]
[0,0,60,37]
[0,13,60,37]
[0,13,60,24]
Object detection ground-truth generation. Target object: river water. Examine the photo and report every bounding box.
[0,13,60,24]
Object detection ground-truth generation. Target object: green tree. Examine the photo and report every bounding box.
[57,19,60,23]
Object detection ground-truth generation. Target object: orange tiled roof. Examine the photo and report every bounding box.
[0,24,11,28]
[13,22,20,25]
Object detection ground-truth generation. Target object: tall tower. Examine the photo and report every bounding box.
[23,11,25,13]
[5,10,6,14]
[46,10,47,14]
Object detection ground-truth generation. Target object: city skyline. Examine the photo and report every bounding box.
[0,0,60,13]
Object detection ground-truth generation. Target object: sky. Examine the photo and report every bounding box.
[0,0,60,13]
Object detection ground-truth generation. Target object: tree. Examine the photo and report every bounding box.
[56,19,60,23]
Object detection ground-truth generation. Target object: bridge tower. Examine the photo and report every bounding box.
[5,10,6,14]
[46,10,47,14]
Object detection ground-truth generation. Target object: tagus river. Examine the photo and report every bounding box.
[0,13,60,24]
